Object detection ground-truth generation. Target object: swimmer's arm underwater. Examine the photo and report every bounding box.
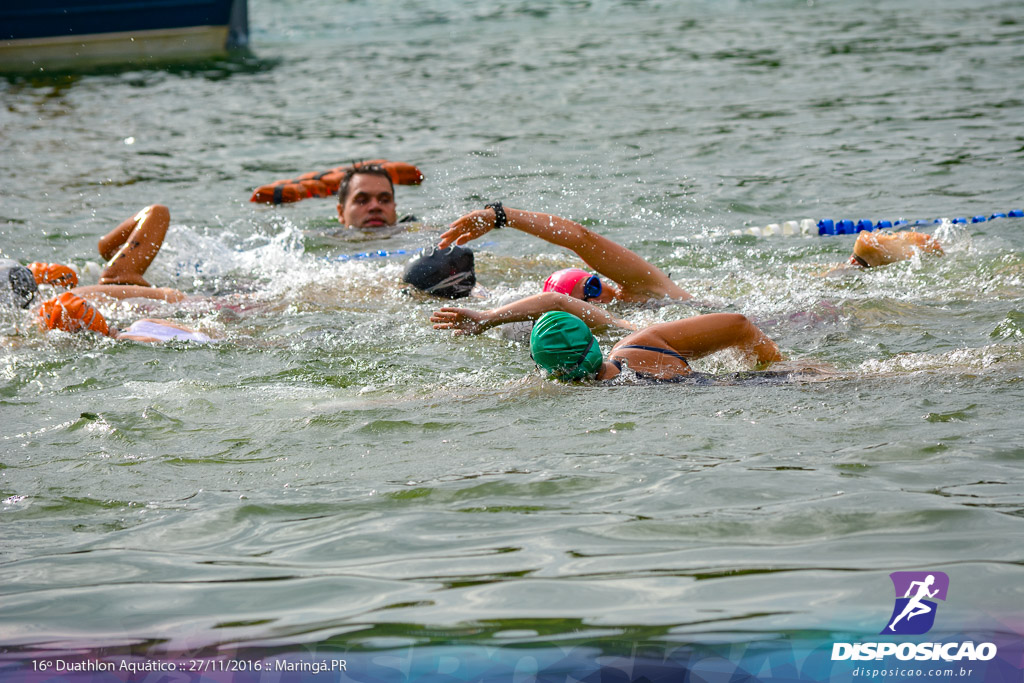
[431,292,636,336]
[440,207,691,302]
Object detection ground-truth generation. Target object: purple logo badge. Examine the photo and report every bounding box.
[881,571,950,635]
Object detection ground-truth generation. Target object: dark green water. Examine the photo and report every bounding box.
[1,0,1023,663]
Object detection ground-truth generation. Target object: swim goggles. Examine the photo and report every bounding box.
[582,274,602,301]
[423,270,475,296]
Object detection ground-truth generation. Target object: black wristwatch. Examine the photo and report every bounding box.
[484,202,507,230]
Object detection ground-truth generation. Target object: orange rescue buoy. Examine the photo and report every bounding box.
[29,262,79,289]
[39,292,110,336]
[250,159,424,205]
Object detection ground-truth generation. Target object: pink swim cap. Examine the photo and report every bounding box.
[543,268,591,295]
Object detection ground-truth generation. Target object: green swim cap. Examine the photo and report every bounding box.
[529,311,603,381]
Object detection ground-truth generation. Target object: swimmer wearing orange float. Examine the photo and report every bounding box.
[17,204,184,307]
[2,204,184,314]
[3,204,206,342]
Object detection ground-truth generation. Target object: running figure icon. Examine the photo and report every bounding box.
[881,571,949,635]
[887,575,939,632]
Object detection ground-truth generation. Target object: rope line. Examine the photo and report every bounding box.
[726,209,1023,237]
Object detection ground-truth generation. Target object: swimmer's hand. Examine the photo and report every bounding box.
[438,209,495,249]
[431,307,489,335]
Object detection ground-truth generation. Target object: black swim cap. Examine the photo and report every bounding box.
[0,259,38,309]
[402,246,476,299]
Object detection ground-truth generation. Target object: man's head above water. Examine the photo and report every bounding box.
[336,164,398,229]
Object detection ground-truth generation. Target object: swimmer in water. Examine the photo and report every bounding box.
[438,204,692,304]
[2,205,184,317]
[17,204,186,306]
[335,164,419,230]
[431,291,780,381]
[38,291,211,344]
[0,258,40,310]
[442,204,942,283]
[401,245,478,299]
[847,229,943,268]
[4,206,225,340]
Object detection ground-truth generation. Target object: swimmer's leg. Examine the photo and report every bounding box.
[98,204,170,286]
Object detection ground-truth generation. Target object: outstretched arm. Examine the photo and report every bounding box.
[439,207,691,301]
[626,313,782,367]
[71,284,186,303]
[431,291,636,335]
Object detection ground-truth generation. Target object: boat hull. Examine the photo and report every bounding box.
[1,0,248,70]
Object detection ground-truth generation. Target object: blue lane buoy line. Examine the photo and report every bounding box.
[726,209,1023,237]
[814,209,1023,236]
[329,247,418,262]
[324,241,498,263]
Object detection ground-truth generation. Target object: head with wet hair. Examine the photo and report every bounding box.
[337,164,395,205]
[336,164,399,229]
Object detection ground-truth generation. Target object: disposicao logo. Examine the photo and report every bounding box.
[882,571,949,635]
[831,571,998,662]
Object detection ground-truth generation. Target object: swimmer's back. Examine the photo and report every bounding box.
[117,319,211,343]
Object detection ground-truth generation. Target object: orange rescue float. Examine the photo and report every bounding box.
[250,159,424,205]
[39,292,110,336]
[29,262,78,289]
